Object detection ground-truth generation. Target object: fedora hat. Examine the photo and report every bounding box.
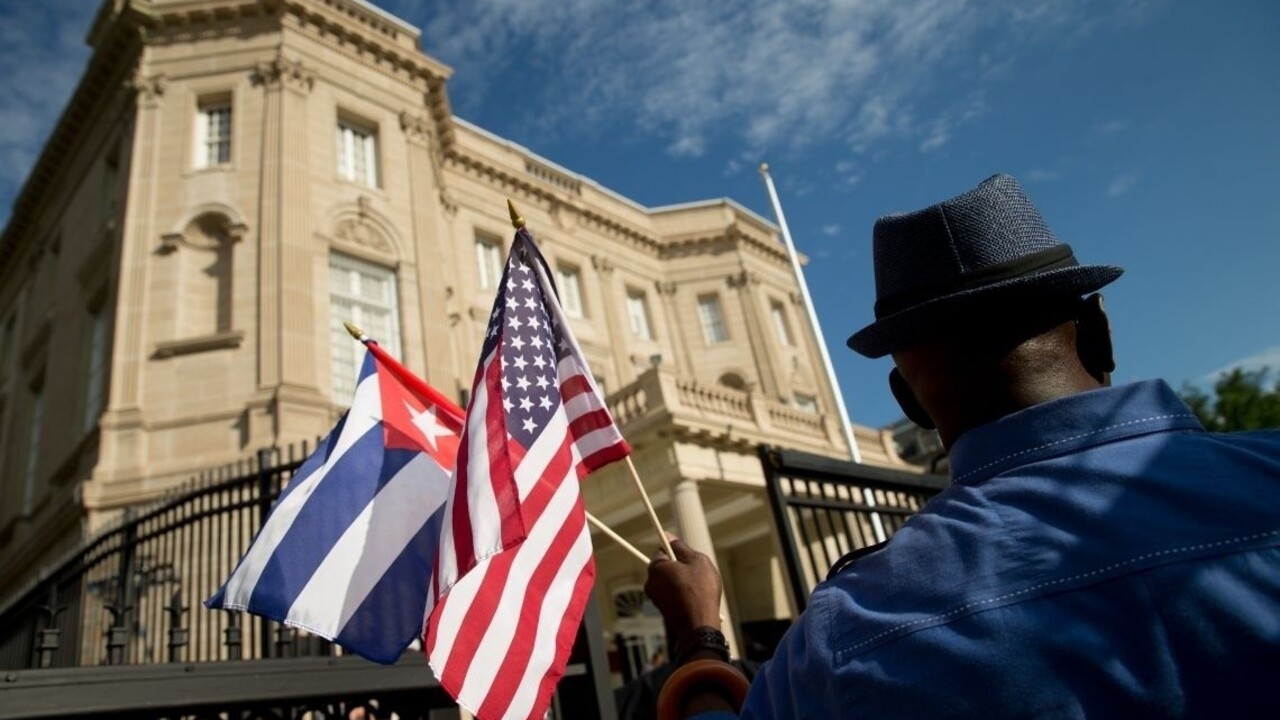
[847,174,1123,358]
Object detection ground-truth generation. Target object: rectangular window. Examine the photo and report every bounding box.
[330,253,401,403]
[626,289,653,340]
[771,301,793,346]
[697,294,729,344]
[22,388,43,517]
[195,100,232,168]
[556,265,585,318]
[794,393,819,413]
[83,307,109,432]
[336,119,379,187]
[475,236,504,290]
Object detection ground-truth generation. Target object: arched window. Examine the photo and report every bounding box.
[172,212,236,337]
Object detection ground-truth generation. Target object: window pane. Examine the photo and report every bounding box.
[627,291,651,339]
[197,103,231,168]
[557,266,584,318]
[697,295,728,343]
[330,253,400,403]
[476,238,503,290]
[771,302,793,345]
[337,121,378,188]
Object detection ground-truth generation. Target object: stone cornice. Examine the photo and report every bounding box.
[444,148,663,253]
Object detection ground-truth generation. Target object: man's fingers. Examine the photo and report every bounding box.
[668,537,700,562]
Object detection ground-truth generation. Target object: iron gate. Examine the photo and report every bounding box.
[760,446,948,612]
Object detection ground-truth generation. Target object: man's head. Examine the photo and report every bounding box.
[848,174,1123,447]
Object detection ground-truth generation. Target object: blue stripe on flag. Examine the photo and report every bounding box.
[246,428,420,619]
[334,505,447,664]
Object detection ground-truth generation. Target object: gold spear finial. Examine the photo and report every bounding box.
[507,198,526,229]
[343,321,366,341]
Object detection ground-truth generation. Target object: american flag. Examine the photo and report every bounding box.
[425,228,630,720]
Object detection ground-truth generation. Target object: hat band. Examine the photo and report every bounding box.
[874,244,1078,318]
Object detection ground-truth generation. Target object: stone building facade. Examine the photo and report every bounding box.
[0,0,914,676]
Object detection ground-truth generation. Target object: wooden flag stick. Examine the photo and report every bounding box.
[627,456,676,560]
[585,512,649,566]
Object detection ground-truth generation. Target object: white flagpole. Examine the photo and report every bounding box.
[759,163,886,542]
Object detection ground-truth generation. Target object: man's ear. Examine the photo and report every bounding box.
[889,368,936,430]
[1077,294,1115,384]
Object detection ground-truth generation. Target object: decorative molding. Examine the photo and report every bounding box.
[252,56,315,94]
[333,217,392,255]
[727,270,761,289]
[591,255,615,274]
[399,111,432,146]
[153,330,245,359]
[655,280,678,296]
[124,72,166,107]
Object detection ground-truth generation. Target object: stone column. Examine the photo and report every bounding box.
[671,479,740,656]
[728,270,779,398]
[401,110,456,386]
[96,71,166,483]
[591,255,633,383]
[655,281,694,377]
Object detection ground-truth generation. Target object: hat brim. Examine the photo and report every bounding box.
[846,264,1124,358]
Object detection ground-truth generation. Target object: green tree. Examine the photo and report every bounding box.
[1180,367,1280,432]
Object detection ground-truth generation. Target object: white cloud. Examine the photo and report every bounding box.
[1106,172,1139,198]
[1093,117,1131,137]
[821,224,841,237]
[411,0,1162,159]
[1025,168,1060,182]
[1203,346,1280,382]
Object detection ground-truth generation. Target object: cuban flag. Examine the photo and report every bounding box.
[206,339,463,664]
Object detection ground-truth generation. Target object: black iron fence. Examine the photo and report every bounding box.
[0,443,617,719]
[760,446,949,612]
[0,444,319,671]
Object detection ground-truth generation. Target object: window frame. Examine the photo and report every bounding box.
[328,252,401,403]
[194,97,232,170]
[770,300,794,346]
[556,264,586,319]
[475,235,505,291]
[625,288,653,340]
[697,293,729,344]
[336,117,380,188]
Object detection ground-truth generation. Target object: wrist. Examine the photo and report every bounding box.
[674,625,731,665]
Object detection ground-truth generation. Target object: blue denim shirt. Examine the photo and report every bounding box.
[704,380,1280,719]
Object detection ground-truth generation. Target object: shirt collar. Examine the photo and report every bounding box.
[948,380,1203,486]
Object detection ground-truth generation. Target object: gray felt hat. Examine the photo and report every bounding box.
[847,174,1123,358]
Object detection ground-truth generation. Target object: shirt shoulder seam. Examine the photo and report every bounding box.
[952,413,1198,484]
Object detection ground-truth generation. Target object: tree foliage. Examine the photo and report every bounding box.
[1180,367,1280,432]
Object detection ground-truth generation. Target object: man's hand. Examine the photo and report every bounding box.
[645,537,724,638]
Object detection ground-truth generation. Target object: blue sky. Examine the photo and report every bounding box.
[2,0,1277,427]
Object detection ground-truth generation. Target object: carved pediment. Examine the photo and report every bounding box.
[333,217,392,254]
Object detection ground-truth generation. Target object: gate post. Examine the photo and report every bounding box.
[760,446,810,614]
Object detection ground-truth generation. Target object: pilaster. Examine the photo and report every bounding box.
[251,55,327,444]
[402,110,457,389]
[97,69,164,480]
[591,255,632,383]
[727,270,779,398]
[655,281,694,377]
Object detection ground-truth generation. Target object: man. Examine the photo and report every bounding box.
[646,174,1280,719]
